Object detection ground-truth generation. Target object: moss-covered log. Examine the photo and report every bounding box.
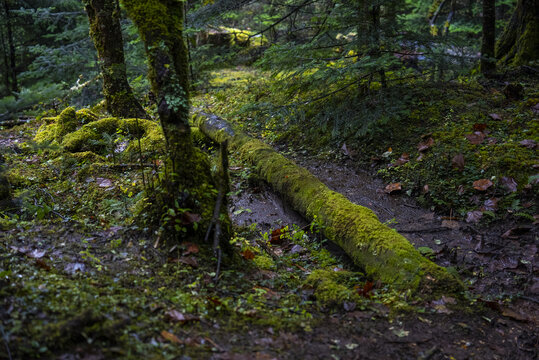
[196,112,464,296]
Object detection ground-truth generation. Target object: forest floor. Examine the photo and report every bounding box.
[1,68,538,359]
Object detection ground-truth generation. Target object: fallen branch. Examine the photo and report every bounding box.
[195,112,464,296]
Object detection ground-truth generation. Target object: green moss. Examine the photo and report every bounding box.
[55,107,78,141]
[197,113,464,296]
[76,108,99,124]
[305,269,358,306]
[253,255,275,270]
[34,123,59,144]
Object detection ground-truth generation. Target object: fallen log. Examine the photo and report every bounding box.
[195,111,464,296]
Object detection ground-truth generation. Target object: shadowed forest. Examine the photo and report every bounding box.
[0,0,537,359]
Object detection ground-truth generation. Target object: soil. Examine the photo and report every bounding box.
[1,123,538,360]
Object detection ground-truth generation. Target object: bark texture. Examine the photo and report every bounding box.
[480,0,496,74]
[2,0,17,95]
[495,0,539,65]
[121,0,230,243]
[196,112,464,296]
[84,0,147,118]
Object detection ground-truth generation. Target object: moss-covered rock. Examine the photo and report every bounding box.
[55,107,78,141]
[305,269,359,306]
[76,108,99,124]
[197,112,464,297]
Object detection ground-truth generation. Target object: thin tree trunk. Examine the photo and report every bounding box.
[83,0,147,118]
[2,0,17,95]
[0,24,11,93]
[480,0,496,74]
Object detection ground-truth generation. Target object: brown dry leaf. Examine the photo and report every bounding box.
[161,330,183,344]
[488,113,502,121]
[182,242,199,255]
[451,153,465,171]
[501,307,530,322]
[473,123,487,131]
[270,227,287,244]
[501,226,531,239]
[500,176,517,192]
[422,184,429,194]
[520,139,537,149]
[384,183,402,194]
[392,153,410,167]
[466,211,483,223]
[241,249,256,260]
[465,132,485,145]
[179,256,199,268]
[164,310,200,324]
[457,185,465,195]
[34,259,51,271]
[417,137,434,152]
[180,212,201,225]
[473,179,493,191]
[441,220,460,230]
[481,198,498,211]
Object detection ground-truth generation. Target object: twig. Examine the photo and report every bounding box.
[247,0,313,40]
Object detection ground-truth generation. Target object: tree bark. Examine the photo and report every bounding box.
[83,0,147,118]
[196,112,464,296]
[480,0,496,74]
[2,0,18,95]
[496,0,539,65]
[0,24,11,93]
[122,0,230,244]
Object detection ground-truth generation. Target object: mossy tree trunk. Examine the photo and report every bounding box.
[2,0,18,96]
[121,0,230,244]
[83,0,147,118]
[480,0,496,75]
[495,0,539,65]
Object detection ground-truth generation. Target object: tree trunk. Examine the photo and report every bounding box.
[480,0,496,74]
[122,0,230,244]
[0,154,13,211]
[83,0,147,118]
[196,112,464,296]
[2,0,18,95]
[496,0,539,65]
[0,25,11,93]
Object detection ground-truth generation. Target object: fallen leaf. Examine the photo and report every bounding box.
[441,220,459,229]
[457,185,465,195]
[180,212,201,225]
[27,249,46,259]
[416,153,425,161]
[391,153,410,167]
[473,179,493,191]
[289,244,304,254]
[466,211,483,223]
[451,153,465,171]
[473,123,487,131]
[501,226,531,239]
[481,198,498,212]
[465,132,485,145]
[96,178,113,188]
[179,256,198,268]
[384,183,402,194]
[501,307,530,322]
[532,103,539,115]
[418,137,434,152]
[241,249,256,260]
[341,143,351,157]
[161,330,183,344]
[181,242,199,255]
[488,113,502,121]
[355,281,374,298]
[520,139,537,149]
[64,262,85,274]
[500,177,517,192]
[270,227,287,244]
[34,259,51,271]
[164,310,200,324]
[422,184,429,194]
